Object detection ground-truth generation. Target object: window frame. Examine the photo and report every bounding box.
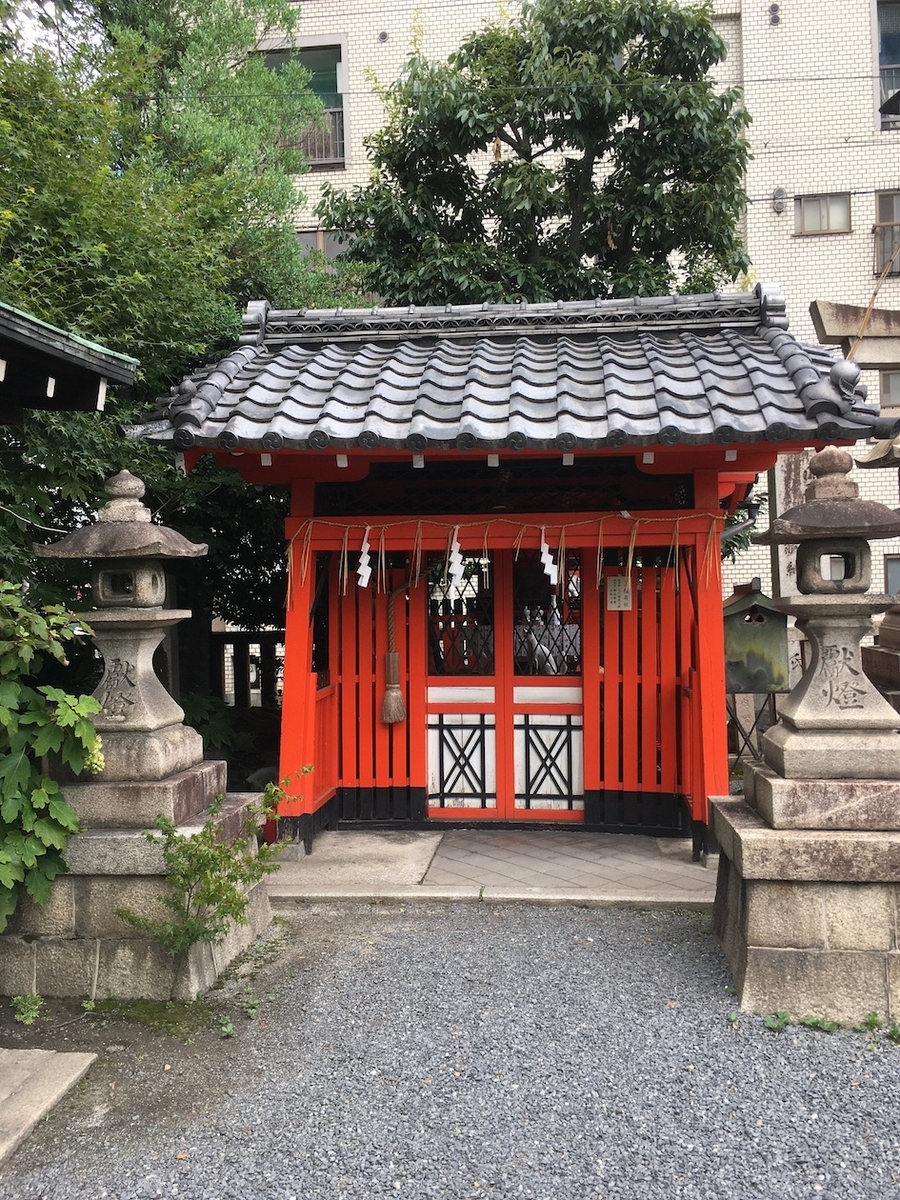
[881,370,900,412]
[793,193,851,236]
[879,0,900,128]
[258,33,349,170]
[297,229,349,259]
[874,190,900,273]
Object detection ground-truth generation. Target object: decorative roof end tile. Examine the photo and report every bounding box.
[239,300,270,347]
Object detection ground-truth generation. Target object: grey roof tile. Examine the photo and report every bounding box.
[154,286,895,452]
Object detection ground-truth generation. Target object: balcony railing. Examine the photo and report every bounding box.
[291,108,344,166]
[874,221,900,274]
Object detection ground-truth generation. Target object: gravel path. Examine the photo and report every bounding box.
[3,902,900,1200]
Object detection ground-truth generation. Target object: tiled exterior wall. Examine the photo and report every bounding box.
[289,0,514,226]
[714,0,900,598]
[287,0,900,601]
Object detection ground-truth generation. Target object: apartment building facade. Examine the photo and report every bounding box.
[278,0,900,596]
[715,0,900,596]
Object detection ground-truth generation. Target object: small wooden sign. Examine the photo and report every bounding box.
[606,575,632,611]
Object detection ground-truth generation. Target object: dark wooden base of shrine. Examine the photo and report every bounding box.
[279,789,704,852]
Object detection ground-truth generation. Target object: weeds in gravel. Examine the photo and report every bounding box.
[798,1015,842,1034]
[240,988,260,1020]
[856,1011,883,1034]
[759,1008,900,1045]
[763,1010,792,1032]
[11,993,46,1025]
[218,1014,235,1038]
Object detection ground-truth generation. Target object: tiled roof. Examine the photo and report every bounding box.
[150,285,893,453]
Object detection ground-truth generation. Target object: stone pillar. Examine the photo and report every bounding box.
[0,472,271,1001]
[712,444,900,1023]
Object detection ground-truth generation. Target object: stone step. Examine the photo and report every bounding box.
[0,1048,96,1164]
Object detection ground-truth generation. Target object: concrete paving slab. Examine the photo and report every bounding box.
[267,828,717,907]
[273,830,442,887]
[0,1048,96,1165]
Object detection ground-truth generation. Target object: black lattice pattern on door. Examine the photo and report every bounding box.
[512,549,582,675]
[516,715,582,808]
[429,714,496,807]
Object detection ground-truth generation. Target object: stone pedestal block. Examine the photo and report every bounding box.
[0,881,269,1000]
[711,798,900,1022]
[0,794,272,1001]
[63,759,226,828]
[744,762,900,829]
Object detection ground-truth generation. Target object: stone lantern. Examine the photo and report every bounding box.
[0,470,271,1002]
[34,469,207,781]
[712,445,900,1022]
[753,445,900,780]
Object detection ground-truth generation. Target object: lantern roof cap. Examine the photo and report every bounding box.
[754,448,900,544]
[34,471,207,561]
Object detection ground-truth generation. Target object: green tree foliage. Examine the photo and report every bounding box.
[0,0,364,617]
[320,0,751,305]
[0,0,330,395]
[0,580,102,930]
[162,456,291,630]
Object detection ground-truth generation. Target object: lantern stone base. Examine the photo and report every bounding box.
[0,791,272,1001]
[93,722,204,782]
[761,722,900,779]
[62,759,227,829]
[743,762,900,829]
[711,797,900,1023]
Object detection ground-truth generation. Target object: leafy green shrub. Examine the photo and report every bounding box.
[179,691,236,752]
[11,992,46,1025]
[116,794,280,955]
[0,581,102,930]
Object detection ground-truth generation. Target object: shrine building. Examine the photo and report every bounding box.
[147,284,892,854]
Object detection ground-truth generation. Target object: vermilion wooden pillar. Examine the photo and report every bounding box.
[690,471,730,836]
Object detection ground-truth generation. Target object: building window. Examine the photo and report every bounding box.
[882,371,900,413]
[793,194,850,235]
[265,45,345,166]
[880,2,900,127]
[298,230,348,258]
[875,191,900,273]
[886,555,900,595]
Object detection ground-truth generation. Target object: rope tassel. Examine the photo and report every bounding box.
[382,650,405,723]
[381,583,408,723]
